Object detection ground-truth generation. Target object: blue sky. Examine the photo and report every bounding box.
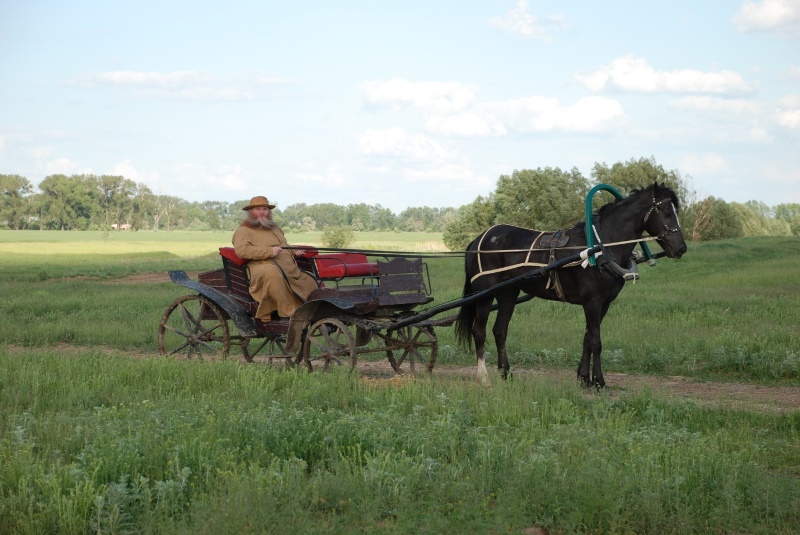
[2,0,799,213]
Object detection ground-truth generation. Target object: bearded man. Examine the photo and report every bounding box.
[232,196,319,320]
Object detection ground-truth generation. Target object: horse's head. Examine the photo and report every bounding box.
[642,182,687,258]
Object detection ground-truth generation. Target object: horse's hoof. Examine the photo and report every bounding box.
[593,377,606,389]
[477,371,492,387]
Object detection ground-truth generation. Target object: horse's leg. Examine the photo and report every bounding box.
[492,289,520,379]
[578,298,605,388]
[590,301,613,388]
[473,297,494,386]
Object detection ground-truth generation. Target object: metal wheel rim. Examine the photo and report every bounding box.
[158,294,230,360]
[386,325,437,374]
[301,318,357,372]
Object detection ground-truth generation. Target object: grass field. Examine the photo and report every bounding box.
[1,231,799,534]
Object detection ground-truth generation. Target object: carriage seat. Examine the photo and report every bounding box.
[297,248,379,281]
[219,246,249,266]
[217,247,254,304]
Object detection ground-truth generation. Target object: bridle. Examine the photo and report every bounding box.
[643,196,681,240]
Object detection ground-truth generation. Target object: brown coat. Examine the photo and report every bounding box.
[232,223,318,319]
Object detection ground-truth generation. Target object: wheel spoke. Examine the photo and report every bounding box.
[159,295,230,360]
[384,325,437,374]
[301,318,356,372]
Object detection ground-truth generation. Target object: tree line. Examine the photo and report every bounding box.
[441,157,800,249]
[2,157,799,250]
[0,173,456,234]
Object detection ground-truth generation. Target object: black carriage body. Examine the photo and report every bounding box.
[161,248,437,371]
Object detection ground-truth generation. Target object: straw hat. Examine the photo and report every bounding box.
[242,196,276,210]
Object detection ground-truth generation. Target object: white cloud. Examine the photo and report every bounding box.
[361,76,624,136]
[681,153,729,175]
[45,158,92,175]
[489,0,566,40]
[174,163,248,194]
[776,108,800,127]
[27,146,53,160]
[781,66,800,81]
[78,70,288,101]
[732,0,800,33]
[576,55,753,94]
[360,78,477,113]
[486,95,626,133]
[296,168,346,186]
[669,96,759,113]
[87,70,211,88]
[425,111,507,137]
[779,94,800,107]
[110,159,161,185]
[357,128,451,161]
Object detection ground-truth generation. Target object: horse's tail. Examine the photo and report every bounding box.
[454,237,479,352]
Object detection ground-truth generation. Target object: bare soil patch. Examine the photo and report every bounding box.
[64,272,202,284]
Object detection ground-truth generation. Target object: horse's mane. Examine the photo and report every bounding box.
[594,182,680,220]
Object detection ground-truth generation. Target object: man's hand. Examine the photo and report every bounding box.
[271,246,282,256]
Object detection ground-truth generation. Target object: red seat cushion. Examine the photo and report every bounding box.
[296,245,319,258]
[219,247,249,266]
[313,253,379,279]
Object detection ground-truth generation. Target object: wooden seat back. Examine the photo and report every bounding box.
[376,257,431,306]
[218,247,255,303]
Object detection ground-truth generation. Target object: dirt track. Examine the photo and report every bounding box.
[355,359,800,415]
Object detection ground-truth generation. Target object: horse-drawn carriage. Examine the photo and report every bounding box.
[159,183,687,385]
[158,246,443,373]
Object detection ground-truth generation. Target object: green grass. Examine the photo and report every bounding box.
[1,351,798,534]
[0,229,446,257]
[0,232,799,533]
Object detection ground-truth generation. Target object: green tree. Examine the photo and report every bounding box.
[368,204,396,231]
[97,175,139,229]
[686,196,743,241]
[322,225,354,249]
[300,216,317,232]
[38,174,100,230]
[131,184,156,231]
[0,174,34,229]
[346,203,373,230]
[494,167,589,229]
[442,195,495,251]
[591,156,694,209]
[774,203,800,237]
[153,195,184,231]
[730,201,791,237]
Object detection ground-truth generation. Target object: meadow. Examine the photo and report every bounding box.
[1,230,799,534]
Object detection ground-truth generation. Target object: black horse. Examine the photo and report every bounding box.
[455,182,687,387]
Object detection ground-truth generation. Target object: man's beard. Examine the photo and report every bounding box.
[243,213,277,230]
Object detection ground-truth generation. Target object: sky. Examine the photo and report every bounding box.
[1,1,799,213]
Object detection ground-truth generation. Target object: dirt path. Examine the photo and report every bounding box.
[356,359,800,415]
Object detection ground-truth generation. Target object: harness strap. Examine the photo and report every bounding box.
[545,249,567,301]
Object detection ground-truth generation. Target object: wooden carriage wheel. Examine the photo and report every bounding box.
[158,295,230,360]
[241,335,294,366]
[299,318,357,372]
[384,325,437,374]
